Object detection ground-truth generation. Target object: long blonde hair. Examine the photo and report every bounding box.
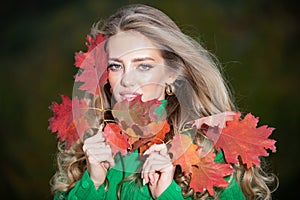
[51,4,277,199]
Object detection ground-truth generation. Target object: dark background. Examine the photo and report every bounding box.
[1,0,299,199]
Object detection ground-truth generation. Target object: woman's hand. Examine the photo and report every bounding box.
[83,131,115,189]
[142,144,175,199]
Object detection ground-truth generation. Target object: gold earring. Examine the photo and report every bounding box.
[165,83,175,96]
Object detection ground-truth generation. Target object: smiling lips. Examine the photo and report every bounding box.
[119,91,141,101]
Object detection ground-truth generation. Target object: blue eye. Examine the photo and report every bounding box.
[107,64,122,72]
[138,64,153,71]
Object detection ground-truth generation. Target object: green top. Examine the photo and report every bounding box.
[54,150,245,200]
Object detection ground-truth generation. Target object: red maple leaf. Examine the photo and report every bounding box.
[108,95,170,153]
[169,134,233,195]
[48,95,89,149]
[112,95,163,126]
[189,150,233,196]
[103,123,130,155]
[75,34,106,67]
[188,111,236,129]
[112,96,169,153]
[130,120,170,154]
[206,112,276,168]
[74,33,108,95]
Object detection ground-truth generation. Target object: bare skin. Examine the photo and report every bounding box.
[83,132,114,189]
[83,31,176,197]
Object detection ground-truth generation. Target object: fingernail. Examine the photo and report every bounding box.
[99,123,104,129]
[143,150,149,156]
[142,179,145,185]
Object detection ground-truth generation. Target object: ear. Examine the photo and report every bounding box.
[166,72,178,85]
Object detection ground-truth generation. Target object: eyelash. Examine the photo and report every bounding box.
[107,63,154,72]
[138,64,153,71]
[107,64,122,72]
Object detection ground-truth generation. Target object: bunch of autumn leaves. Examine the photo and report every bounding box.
[48,33,276,196]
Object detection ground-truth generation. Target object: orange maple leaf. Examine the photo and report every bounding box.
[169,134,233,195]
[206,112,276,168]
[190,150,233,195]
[169,134,200,172]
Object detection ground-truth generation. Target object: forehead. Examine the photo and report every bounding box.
[107,31,161,59]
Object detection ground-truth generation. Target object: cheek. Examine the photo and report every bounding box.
[108,73,121,89]
[138,70,166,84]
[137,71,168,98]
[140,84,164,93]
[140,84,165,101]
[138,75,166,101]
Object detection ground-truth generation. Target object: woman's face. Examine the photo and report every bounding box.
[107,31,174,102]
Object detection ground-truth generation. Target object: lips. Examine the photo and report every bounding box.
[119,91,141,101]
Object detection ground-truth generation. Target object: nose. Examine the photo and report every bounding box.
[120,70,136,87]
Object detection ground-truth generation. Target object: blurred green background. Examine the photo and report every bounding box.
[1,0,299,199]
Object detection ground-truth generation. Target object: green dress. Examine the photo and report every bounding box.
[53,150,245,200]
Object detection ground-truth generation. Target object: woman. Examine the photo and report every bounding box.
[49,4,277,200]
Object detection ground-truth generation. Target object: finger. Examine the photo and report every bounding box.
[86,151,113,161]
[83,142,107,152]
[102,161,110,170]
[84,132,105,144]
[143,144,159,155]
[147,163,174,186]
[142,151,170,185]
[87,158,109,173]
[159,163,174,173]
[88,149,115,164]
[83,142,112,155]
[107,155,115,167]
[149,153,171,168]
[85,144,112,155]
[85,143,110,151]
[151,173,159,186]
[87,154,113,164]
[148,172,156,186]
[143,143,167,155]
[143,170,156,185]
[142,171,148,185]
[147,152,169,162]
[142,153,171,174]
[143,162,171,186]
[142,158,154,185]
[159,145,168,156]
[143,159,171,174]
[148,163,173,173]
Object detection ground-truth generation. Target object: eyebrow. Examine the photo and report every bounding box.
[108,57,155,63]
